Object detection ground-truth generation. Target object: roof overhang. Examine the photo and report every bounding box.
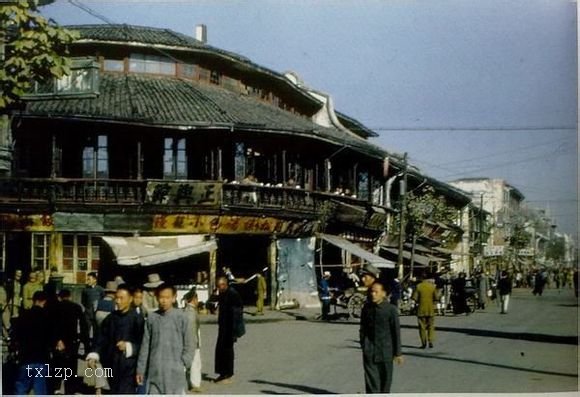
[318,233,395,269]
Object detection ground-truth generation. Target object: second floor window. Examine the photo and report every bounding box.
[164,137,187,179]
[129,53,176,75]
[83,135,108,179]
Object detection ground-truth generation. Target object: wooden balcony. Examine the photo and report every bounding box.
[0,178,390,229]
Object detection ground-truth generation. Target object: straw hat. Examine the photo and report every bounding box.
[104,281,117,293]
[144,273,164,288]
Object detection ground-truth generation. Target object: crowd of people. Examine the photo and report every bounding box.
[0,269,245,395]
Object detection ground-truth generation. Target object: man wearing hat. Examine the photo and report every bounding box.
[143,273,163,313]
[359,264,381,302]
[318,271,332,321]
[96,281,117,326]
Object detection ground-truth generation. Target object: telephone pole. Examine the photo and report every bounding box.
[397,153,408,280]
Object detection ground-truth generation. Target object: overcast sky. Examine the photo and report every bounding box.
[42,0,578,240]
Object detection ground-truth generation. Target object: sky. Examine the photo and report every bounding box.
[40,0,578,240]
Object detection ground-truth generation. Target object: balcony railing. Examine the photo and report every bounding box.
[0,178,385,217]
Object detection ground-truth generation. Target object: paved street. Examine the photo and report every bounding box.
[198,288,578,394]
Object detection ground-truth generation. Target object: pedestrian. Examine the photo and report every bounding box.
[573,269,578,298]
[214,276,245,384]
[498,271,512,314]
[412,272,440,349]
[451,273,468,315]
[96,281,117,326]
[532,270,546,296]
[51,289,89,394]
[6,269,23,321]
[133,288,148,319]
[81,272,105,349]
[359,263,381,304]
[183,288,203,393]
[388,278,402,310]
[142,273,163,313]
[476,272,489,310]
[360,281,404,393]
[255,271,267,316]
[319,271,332,320]
[136,283,195,394]
[13,291,51,396]
[22,272,43,310]
[90,284,144,394]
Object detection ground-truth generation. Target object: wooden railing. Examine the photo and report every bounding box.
[0,178,390,222]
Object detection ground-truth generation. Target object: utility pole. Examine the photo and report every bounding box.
[479,192,484,270]
[397,153,408,280]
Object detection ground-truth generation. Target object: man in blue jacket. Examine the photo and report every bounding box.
[360,281,404,393]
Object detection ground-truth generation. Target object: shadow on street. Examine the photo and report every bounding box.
[250,379,336,394]
[405,351,578,378]
[400,324,578,345]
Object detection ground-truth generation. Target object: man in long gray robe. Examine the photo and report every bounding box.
[136,284,195,394]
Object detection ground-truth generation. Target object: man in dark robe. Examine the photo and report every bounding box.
[90,284,144,394]
[360,281,404,393]
[50,289,89,394]
[214,276,244,384]
[13,291,51,395]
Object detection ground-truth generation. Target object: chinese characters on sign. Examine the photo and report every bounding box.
[146,181,221,207]
[152,214,318,236]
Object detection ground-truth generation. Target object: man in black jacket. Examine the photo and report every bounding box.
[497,271,512,314]
[90,284,144,394]
[214,276,244,384]
[13,291,51,395]
[360,281,404,393]
[51,289,89,394]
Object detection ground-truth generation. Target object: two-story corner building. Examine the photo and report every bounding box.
[0,24,406,307]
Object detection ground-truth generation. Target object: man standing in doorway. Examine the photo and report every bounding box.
[214,276,244,384]
[412,272,440,349]
[137,283,195,394]
[360,281,404,393]
[255,271,267,316]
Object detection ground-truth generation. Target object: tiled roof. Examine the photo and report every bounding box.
[23,73,387,159]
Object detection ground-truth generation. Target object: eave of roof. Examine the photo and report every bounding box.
[21,73,388,160]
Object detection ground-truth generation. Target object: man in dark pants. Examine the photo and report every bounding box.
[360,281,404,393]
[90,284,144,394]
[51,289,88,394]
[81,272,104,349]
[214,276,244,384]
[13,291,51,395]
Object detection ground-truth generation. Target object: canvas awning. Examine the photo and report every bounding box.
[380,247,431,267]
[101,235,217,266]
[318,234,395,268]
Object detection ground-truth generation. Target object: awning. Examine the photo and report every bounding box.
[380,247,431,267]
[101,235,217,266]
[318,234,395,268]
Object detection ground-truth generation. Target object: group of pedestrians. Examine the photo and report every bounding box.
[2,268,245,395]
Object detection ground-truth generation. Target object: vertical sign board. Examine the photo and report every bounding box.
[276,237,319,309]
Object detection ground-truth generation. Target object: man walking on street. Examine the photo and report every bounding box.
[498,271,512,314]
[360,281,404,393]
[137,283,195,394]
[183,288,202,393]
[90,284,144,394]
[412,272,440,349]
[319,271,332,321]
[214,276,244,384]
